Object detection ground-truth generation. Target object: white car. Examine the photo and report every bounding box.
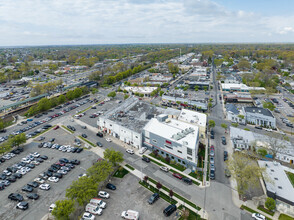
[49,204,56,213]
[48,177,59,183]
[264,128,272,132]
[31,160,40,165]
[21,158,31,163]
[139,147,147,154]
[98,191,109,199]
[105,138,112,142]
[39,183,51,190]
[34,178,45,184]
[31,152,40,158]
[126,149,134,155]
[82,212,95,220]
[58,170,67,175]
[3,170,12,176]
[160,166,170,172]
[252,213,266,220]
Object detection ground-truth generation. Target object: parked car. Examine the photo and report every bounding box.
[48,177,59,183]
[98,191,109,199]
[27,182,39,188]
[139,147,147,154]
[163,204,177,217]
[106,138,111,142]
[252,213,266,220]
[142,157,150,163]
[16,201,29,210]
[8,193,23,201]
[39,183,50,190]
[182,177,192,185]
[148,193,159,204]
[106,183,116,190]
[126,149,134,154]
[27,193,39,200]
[81,134,87,138]
[210,157,215,164]
[96,142,103,147]
[82,212,95,220]
[22,185,33,192]
[172,173,182,179]
[96,132,103,137]
[224,151,228,161]
[221,136,226,145]
[210,169,215,180]
[160,166,169,172]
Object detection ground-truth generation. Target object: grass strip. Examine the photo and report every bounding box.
[139,181,177,205]
[178,205,203,220]
[78,136,96,147]
[279,214,294,220]
[61,125,74,134]
[241,205,272,220]
[149,153,186,171]
[113,167,129,178]
[286,171,294,188]
[125,164,135,171]
[257,205,275,216]
[143,155,165,167]
[77,106,92,114]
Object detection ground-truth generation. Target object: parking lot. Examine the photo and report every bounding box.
[101,174,177,220]
[0,141,98,220]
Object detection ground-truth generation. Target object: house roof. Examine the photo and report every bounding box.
[226,104,239,115]
[243,107,274,118]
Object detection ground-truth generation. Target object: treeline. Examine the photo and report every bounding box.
[0,133,26,154]
[52,149,124,219]
[26,87,89,116]
[30,79,63,97]
[102,64,151,85]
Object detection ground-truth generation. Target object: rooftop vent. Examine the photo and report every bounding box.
[271,169,275,172]
[278,186,282,189]
[274,177,278,180]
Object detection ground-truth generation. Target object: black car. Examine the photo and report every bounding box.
[96,142,103,147]
[96,132,103,137]
[70,159,80,165]
[221,136,226,145]
[76,148,83,153]
[26,164,35,169]
[0,157,5,163]
[27,182,39,188]
[22,185,33,192]
[81,134,87,138]
[66,163,75,169]
[40,155,48,160]
[59,158,69,163]
[163,204,177,217]
[142,157,150,163]
[255,126,262,130]
[71,126,76,131]
[53,173,63,179]
[224,151,228,161]
[106,183,116,190]
[210,133,214,139]
[38,143,44,148]
[36,158,44,163]
[71,147,78,153]
[52,164,61,169]
[16,201,29,210]
[148,193,159,204]
[44,171,53,177]
[210,169,215,180]
[8,193,24,201]
[50,138,55,142]
[7,176,16,182]
[0,183,5,190]
[182,177,192,185]
[48,167,58,173]
[13,173,22,179]
[27,193,39,200]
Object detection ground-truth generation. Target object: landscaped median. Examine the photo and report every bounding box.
[240,205,273,220]
[113,166,129,178]
[33,125,56,138]
[61,125,74,134]
[78,136,96,147]
[143,155,201,186]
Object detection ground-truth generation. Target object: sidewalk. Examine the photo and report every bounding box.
[123,163,209,220]
[244,200,280,220]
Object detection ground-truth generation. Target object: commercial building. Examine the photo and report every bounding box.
[221,83,265,92]
[243,106,276,128]
[143,114,199,171]
[225,104,245,124]
[123,86,158,97]
[223,92,253,103]
[258,161,294,215]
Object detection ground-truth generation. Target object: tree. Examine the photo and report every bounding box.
[266,134,286,159]
[124,94,129,100]
[143,176,149,185]
[58,95,66,104]
[263,102,276,111]
[159,91,164,96]
[107,91,116,98]
[37,98,51,112]
[0,119,4,131]
[165,156,170,164]
[221,123,228,133]
[194,86,199,91]
[226,152,265,197]
[257,148,267,157]
[156,182,162,192]
[65,176,97,206]
[88,70,101,81]
[66,90,75,100]
[237,59,251,71]
[87,160,113,183]
[73,88,82,99]
[169,190,174,203]
[208,120,215,131]
[103,148,124,166]
[51,199,75,220]
[265,197,276,211]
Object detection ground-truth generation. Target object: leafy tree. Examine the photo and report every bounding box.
[194,86,199,91]
[66,90,75,100]
[237,59,251,70]
[73,88,82,99]
[87,160,113,183]
[88,70,101,81]
[37,98,51,112]
[103,148,124,166]
[263,102,275,111]
[159,91,164,96]
[265,197,276,211]
[58,95,66,104]
[231,122,239,127]
[208,120,215,130]
[124,94,129,100]
[0,119,4,131]
[66,176,97,206]
[257,148,267,157]
[226,152,265,197]
[107,91,116,98]
[221,123,228,133]
[156,182,162,192]
[52,199,75,220]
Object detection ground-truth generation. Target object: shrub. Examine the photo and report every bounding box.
[265,197,276,212]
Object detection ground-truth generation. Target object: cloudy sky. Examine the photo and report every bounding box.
[0,0,293,46]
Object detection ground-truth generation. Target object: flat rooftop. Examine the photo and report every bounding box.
[144,116,199,149]
[178,109,207,127]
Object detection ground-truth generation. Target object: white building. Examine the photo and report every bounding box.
[221,83,265,92]
[123,86,158,97]
[243,107,276,128]
[258,161,294,215]
[225,104,245,124]
[143,114,199,171]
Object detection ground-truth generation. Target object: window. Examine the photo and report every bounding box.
[187,156,192,161]
[177,150,182,154]
[171,156,174,159]
[152,139,157,143]
[164,144,172,149]
[178,159,181,162]
[161,151,164,154]
[135,136,138,138]
[187,148,193,156]
[145,136,149,140]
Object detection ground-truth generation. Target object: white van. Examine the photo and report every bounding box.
[121,210,139,220]
[90,198,106,209]
[85,203,103,215]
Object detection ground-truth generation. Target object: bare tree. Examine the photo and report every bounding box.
[265,134,287,159]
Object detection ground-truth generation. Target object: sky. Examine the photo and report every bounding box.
[0,0,294,46]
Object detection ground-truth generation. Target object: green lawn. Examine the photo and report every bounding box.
[125,164,135,171]
[78,136,95,147]
[241,205,272,220]
[279,214,294,220]
[113,167,129,178]
[286,171,294,188]
[257,205,274,216]
[178,205,203,220]
[61,125,74,134]
[149,153,186,171]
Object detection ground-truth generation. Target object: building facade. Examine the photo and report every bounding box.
[243,107,276,128]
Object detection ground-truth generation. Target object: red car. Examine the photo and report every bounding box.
[210,145,215,150]
[53,126,59,130]
[172,173,182,179]
[56,162,65,166]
